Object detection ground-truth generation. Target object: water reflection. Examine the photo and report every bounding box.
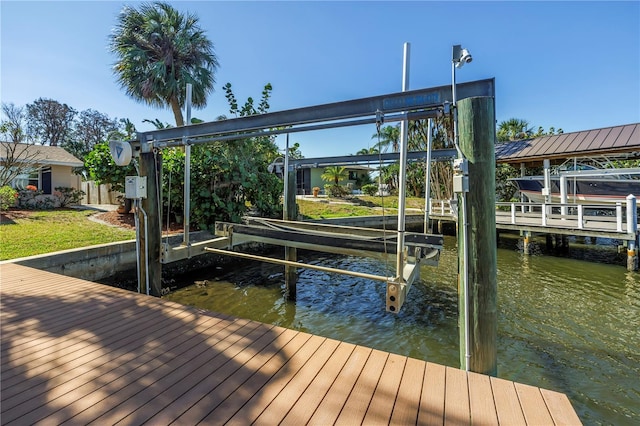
[165,236,640,424]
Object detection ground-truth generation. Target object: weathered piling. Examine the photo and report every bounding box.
[457,96,497,375]
[284,167,298,299]
[138,149,163,297]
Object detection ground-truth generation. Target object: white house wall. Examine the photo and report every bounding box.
[51,165,81,192]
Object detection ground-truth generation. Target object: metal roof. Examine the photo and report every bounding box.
[495,123,640,164]
[0,143,84,167]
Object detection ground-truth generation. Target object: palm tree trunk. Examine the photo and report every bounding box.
[170,96,184,127]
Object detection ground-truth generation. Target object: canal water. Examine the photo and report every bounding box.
[164,236,640,424]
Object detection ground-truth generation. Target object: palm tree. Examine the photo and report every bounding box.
[371,124,400,153]
[119,118,137,139]
[142,118,171,129]
[110,2,219,127]
[356,146,379,155]
[321,166,347,186]
[497,118,533,142]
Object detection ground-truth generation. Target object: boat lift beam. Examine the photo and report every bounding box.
[214,220,443,262]
[211,219,444,312]
[136,79,494,149]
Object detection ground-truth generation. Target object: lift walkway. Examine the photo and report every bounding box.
[1,263,581,425]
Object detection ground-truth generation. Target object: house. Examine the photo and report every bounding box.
[0,142,83,194]
[296,164,372,195]
[268,158,372,195]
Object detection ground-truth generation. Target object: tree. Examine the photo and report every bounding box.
[110,2,219,127]
[321,166,347,186]
[287,142,304,159]
[371,124,400,153]
[0,142,43,187]
[142,118,172,129]
[533,125,564,137]
[497,118,533,142]
[64,109,119,160]
[84,141,136,193]
[356,146,379,155]
[160,83,283,228]
[26,98,76,146]
[1,103,27,143]
[119,118,137,139]
[495,119,564,201]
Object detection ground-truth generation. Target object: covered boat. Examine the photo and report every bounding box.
[512,163,640,205]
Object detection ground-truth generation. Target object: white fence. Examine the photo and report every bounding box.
[80,181,122,205]
[429,197,638,236]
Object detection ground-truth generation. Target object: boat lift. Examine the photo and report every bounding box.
[124,77,495,312]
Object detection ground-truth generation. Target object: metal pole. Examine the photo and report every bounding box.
[183,83,192,248]
[284,134,290,217]
[452,45,471,371]
[396,42,410,281]
[424,118,433,233]
[283,133,298,299]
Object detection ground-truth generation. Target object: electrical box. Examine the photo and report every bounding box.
[125,176,147,199]
[453,158,469,193]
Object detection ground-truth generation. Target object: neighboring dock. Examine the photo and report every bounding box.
[1,263,581,425]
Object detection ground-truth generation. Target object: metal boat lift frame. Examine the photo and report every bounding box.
[133,78,495,311]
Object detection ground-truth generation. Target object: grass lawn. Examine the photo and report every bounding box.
[0,196,426,260]
[297,195,426,219]
[0,209,136,261]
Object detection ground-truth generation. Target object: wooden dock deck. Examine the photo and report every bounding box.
[1,263,581,425]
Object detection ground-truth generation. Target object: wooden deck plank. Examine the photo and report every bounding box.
[252,338,342,425]
[468,371,499,425]
[0,263,582,425]
[109,323,280,426]
[418,361,447,425]
[306,345,372,426]
[1,300,183,380]
[66,319,262,425]
[540,388,583,425]
[361,352,407,425]
[3,314,229,424]
[515,382,555,425]
[195,331,313,425]
[11,317,244,425]
[115,323,286,425]
[445,366,470,425]
[22,316,248,425]
[145,327,300,425]
[489,376,527,425]
[390,356,426,425]
[279,341,356,425]
[223,335,327,425]
[1,307,210,412]
[0,295,138,344]
[334,349,388,425]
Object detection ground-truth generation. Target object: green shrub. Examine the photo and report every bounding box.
[54,187,85,207]
[0,186,18,210]
[324,184,350,198]
[361,184,378,196]
[17,188,60,210]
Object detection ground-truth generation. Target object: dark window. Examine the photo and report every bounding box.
[28,169,39,189]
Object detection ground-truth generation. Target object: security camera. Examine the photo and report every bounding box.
[460,48,472,64]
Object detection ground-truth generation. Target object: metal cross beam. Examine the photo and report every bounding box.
[291,149,458,168]
[137,78,495,146]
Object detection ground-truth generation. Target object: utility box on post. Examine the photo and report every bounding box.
[125,176,147,199]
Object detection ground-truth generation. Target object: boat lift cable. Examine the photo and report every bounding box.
[375,110,390,277]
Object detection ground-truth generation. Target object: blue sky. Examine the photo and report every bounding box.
[1,1,639,158]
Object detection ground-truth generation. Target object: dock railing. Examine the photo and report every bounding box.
[429,196,638,236]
